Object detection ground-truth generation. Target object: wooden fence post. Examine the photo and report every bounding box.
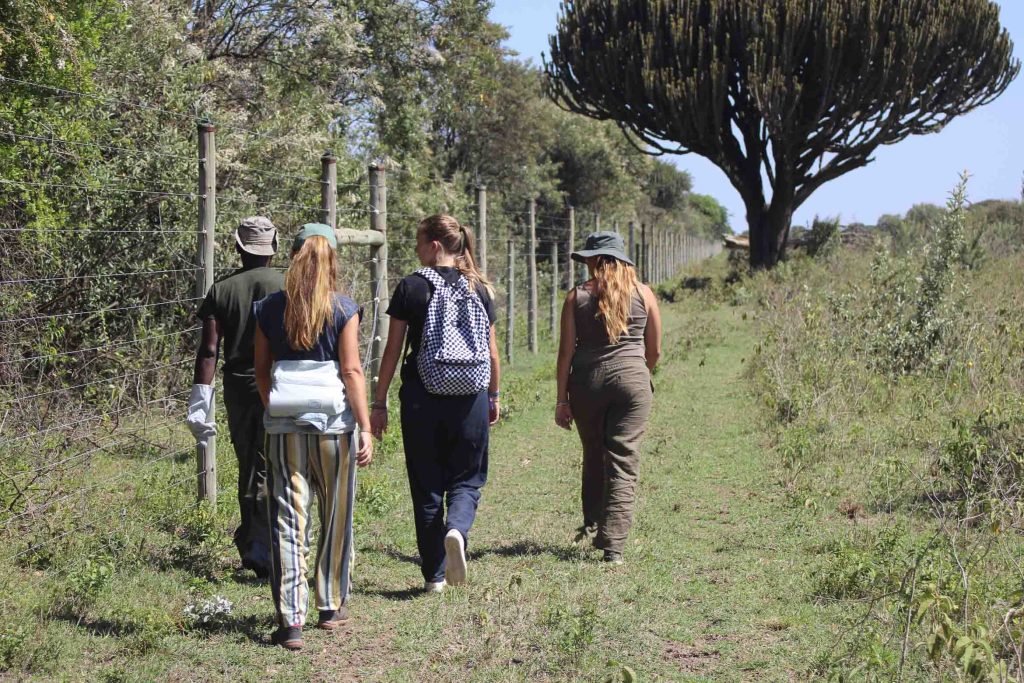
[320,151,336,228]
[527,198,538,354]
[566,205,576,290]
[476,184,487,276]
[196,121,217,507]
[640,222,647,282]
[506,238,515,364]
[549,241,558,337]
[368,165,388,400]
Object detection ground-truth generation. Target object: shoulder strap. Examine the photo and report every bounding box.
[415,267,447,289]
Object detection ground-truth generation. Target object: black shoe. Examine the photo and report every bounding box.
[602,550,624,565]
[271,625,303,650]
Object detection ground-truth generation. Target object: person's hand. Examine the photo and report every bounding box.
[355,431,374,467]
[488,396,500,426]
[555,403,573,430]
[186,384,217,444]
[370,406,388,439]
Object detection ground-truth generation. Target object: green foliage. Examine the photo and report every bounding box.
[0,623,29,671]
[938,407,1024,522]
[543,600,598,667]
[750,179,1024,677]
[64,551,116,608]
[166,502,230,580]
[804,216,840,260]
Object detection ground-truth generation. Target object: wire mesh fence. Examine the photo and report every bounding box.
[0,72,723,575]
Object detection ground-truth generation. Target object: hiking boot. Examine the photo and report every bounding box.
[602,550,624,566]
[317,607,349,630]
[423,580,446,594]
[444,529,468,586]
[271,625,303,650]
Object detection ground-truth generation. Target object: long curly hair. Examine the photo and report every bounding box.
[589,255,639,344]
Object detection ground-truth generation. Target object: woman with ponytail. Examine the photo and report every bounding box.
[370,214,500,593]
[253,224,372,650]
[554,231,662,565]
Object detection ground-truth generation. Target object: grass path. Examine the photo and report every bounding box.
[295,302,844,681]
[7,300,847,681]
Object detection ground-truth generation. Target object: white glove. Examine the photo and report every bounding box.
[186,384,217,446]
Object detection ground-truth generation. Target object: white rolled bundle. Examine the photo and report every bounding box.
[268,360,347,418]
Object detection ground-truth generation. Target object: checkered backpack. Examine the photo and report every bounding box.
[414,267,491,395]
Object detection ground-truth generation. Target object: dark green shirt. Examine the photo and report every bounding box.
[197,266,285,387]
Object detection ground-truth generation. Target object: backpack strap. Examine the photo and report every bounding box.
[415,267,474,294]
[414,267,447,290]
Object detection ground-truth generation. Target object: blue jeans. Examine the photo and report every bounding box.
[400,377,489,582]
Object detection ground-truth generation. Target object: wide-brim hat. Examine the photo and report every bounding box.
[291,223,338,252]
[571,231,635,266]
[235,216,278,256]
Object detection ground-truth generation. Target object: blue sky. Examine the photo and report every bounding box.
[490,1,1024,231]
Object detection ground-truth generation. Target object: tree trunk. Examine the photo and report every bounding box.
[747,202,793,270]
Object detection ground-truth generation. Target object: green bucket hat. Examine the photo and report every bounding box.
[291,223,337,252]
[571,231,635,266]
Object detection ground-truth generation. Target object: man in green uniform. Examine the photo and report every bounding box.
[187,216,285,578]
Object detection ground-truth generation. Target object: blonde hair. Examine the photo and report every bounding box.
[419,214,494,297]
[590,256,640,344]
[284,236,337,350]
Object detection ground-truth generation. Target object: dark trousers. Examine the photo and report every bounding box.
[399,377,489,583]
[222,377,271,570]
[569,357,653,555]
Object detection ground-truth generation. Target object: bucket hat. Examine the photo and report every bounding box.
[291,223,337,252]
[570,231,635,266]
[235,216,278,256]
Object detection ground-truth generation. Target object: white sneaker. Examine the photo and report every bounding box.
[444,529,467,586]
[424,580,446,593]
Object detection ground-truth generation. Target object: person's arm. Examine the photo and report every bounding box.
[187,316,221,443]
[192,316,221,385]
[339,315,373,466]
[370,318,407,439]
[254,325,272,408]
[554,289,577,430]
[487,324,500,425]
[641,284,662,371]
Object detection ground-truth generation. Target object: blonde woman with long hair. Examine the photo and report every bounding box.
[253,224,372,650]
[370,214,500,593]
[555,231,662,565]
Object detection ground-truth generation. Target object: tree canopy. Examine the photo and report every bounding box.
[545,0,1020,268]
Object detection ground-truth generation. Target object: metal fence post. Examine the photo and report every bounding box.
[320,151,337,228]
[476,184,487,276]
[368,165,388,399]
[527,198,538,354]
[506,238,515,364]
[196,121,217,507]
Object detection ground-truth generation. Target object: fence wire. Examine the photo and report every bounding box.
[0,72,723,572]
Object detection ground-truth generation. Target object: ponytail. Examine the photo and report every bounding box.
[419,214,494,298]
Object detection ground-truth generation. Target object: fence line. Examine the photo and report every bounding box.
[0,83,723,566]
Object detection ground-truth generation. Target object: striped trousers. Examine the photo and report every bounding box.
[265,431,357,628]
